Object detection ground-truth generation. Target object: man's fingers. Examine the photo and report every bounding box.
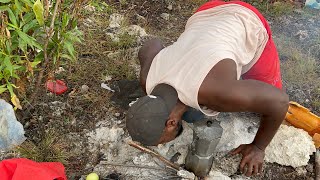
[239,157,248,173]
[253,164,259,176]
[230,145,243,155]
[258,163,263,174]
[245,163,253,176]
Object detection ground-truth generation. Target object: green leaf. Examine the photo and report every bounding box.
[32,0,44,26]
[23,19,38,33]
[16,30,43,50]
[15,0,23,12]
[21,12,35,28]
[18,36,28,53]
[4,56,13,76]
[0,0,11,3]
[21,0,33,7]
[17,30,33,45]
[7,8,18,27]
[5,41,12,54]
[63,41,75,60]
[34,51,44,62]
[30,61,41,67]
[60,53,73,60]
[0,85,7,94]
[62,13,69,29]
[6,83,14,97]
[0,6,9,11]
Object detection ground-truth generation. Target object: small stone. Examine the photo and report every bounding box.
[126,25,147,37]
[306,99,310,103]
[109,13,124,28]
[294,30,308,41]
[160,13,170,21]
[177,5,181,11]
[106,33,119,42]
[84,5,95,12]
[177,170,195,180]
[295,167,307,176]
[208,170,231,180]
[104,76,112,81]
[55,67,65,74]
[81,85,89,93]
[167,4,173,10]
[115,113,120,117]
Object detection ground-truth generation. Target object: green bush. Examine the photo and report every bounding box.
[0,0,83,109]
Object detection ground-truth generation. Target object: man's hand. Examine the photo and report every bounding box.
[231,144,265,176]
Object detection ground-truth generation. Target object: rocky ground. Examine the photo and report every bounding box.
[1,0,320,180]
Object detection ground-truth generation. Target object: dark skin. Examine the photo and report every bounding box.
[138,39,289,177]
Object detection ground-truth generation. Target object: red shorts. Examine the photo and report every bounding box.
[196,0,283,89]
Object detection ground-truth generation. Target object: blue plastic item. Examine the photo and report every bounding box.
[305,0,320,9]
[0,99,26,150]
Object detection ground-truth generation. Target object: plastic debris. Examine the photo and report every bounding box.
[46,79,68,95]
[305,0,320,9]
[0,99,26,150]
[0,158,67,180]
[285,101,320,135]
[101,83,115,92]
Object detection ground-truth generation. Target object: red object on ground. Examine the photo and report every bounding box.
[0,158,67,180]
[196,0,283,89]
[46,79,68,95]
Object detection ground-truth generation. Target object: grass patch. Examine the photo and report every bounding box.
[108,32,137,50]
[311,88,320,111]
[281,50,319,86]
[185,0,208,7]
[277,35,320,111]
[16,131,69,165]
[276,34,319,87]
[245,0,294,16]
[106,49,138,80]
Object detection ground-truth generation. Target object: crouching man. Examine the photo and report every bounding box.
[126,0,289,177]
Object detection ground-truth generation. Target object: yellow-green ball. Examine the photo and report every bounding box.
[86,173,99,180]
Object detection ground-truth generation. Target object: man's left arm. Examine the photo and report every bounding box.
[202,79,289,176]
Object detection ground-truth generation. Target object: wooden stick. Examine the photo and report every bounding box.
[316,149,320,180]
[128,141,180,171]
[100,162,170,171]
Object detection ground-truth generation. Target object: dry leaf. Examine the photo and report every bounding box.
[11,95,22,110]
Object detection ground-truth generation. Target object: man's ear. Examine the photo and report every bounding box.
[165,118,177,128]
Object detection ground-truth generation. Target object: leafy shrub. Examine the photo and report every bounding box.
[0,0,83,109]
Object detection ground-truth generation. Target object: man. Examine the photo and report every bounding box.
[126,0,289,177]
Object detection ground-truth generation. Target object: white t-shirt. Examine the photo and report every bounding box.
[146,4,269,116]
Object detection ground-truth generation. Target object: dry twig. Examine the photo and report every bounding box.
[100,162,172,172]
[128,141,180,171]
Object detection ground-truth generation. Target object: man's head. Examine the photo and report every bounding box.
[126,84,183,146]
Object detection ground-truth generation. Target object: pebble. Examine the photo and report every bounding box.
[160,13,170,21]
[81,85,89,93]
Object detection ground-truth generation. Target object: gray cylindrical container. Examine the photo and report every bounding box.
[185,119,223,177]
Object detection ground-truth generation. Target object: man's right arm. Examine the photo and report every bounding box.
[138,39,164,93]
